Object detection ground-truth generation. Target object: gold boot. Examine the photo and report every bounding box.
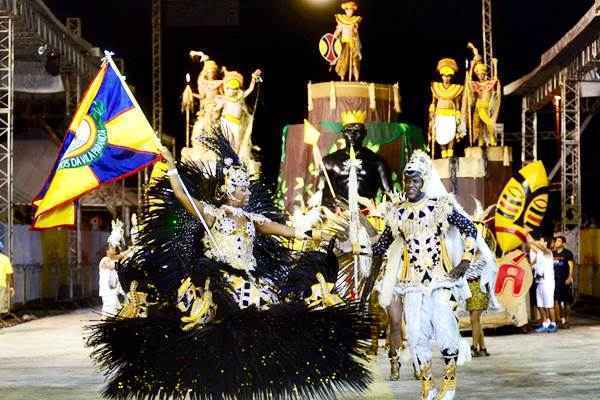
[435,359,457,400]
[418,362,435,400]
[388,347,401,381]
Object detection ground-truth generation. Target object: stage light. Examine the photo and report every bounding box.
[37,44,47,56]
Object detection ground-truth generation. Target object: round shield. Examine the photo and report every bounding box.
[495,161,549,253]
[319,33,341,65]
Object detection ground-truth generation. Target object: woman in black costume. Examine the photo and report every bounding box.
[87,133,372,400]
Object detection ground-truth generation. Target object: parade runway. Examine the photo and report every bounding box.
[1,309,600,400]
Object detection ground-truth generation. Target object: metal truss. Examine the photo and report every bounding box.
[152,0,162,135]
[560,78,582,259]
[10,1,97,77]
[524,35,600,112]
[64,14,83,300]
[0,2,100,260]
[521,98,538,164]
[482,0,494,68]
[65,17,80,38]
[63,70,80,116]
[509,8,600,261]
[0,16,13,258]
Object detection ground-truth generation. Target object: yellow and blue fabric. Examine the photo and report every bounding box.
[32,62,160,229]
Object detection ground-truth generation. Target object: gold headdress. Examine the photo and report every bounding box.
[474,62,488,76]
[437,58,459,76]
[203,60,218,71]
[341,1,358,11]
[341,110,367,126]
[223,69,244,90]
[199,60,219,80]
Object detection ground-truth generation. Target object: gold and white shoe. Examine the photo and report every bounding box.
[418,362,437,400]
[435,360,456,400]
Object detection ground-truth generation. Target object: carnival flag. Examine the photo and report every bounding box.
[32,54,161,229]
[303,118,321,146]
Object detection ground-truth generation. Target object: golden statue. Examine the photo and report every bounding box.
[177,277,217,331]
[180,51,224,165]
[182,52,261,170]
[117,281,153,319]
[428,58,466,158]
[215,68,262,162]
[333,1,362,81]
[464,43,501,147]
[306,272,343,309]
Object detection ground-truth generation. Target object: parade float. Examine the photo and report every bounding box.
[170,1,549,334]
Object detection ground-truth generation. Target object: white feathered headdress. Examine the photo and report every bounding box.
[107,219,125,249]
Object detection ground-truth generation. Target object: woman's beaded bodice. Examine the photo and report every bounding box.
[201,204,270,272]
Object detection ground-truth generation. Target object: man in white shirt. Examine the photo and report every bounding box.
[98,245,125,316]
[528,235,557,333]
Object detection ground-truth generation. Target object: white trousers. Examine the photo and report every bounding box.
[404,289,460,368]
[535,280,555,308]
[101,294,121,316]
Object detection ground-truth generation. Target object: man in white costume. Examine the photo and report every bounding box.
[98,220,126,316]
[372,150,489,400]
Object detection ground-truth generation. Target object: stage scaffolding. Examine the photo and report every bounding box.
[0,1,140,303]
[481,0,494,68]
[505,2,600,260]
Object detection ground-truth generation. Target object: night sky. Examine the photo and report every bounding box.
[44,0,600,220]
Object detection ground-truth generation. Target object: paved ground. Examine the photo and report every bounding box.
[1,309,600,399]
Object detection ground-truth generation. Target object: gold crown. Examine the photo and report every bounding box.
[203,60,218,71]
[474,62,488,75]
[341,110,367,126]
[341,1,358,10]
[223,70,244,89]
[437,58,458,76]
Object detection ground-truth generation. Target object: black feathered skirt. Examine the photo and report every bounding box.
[87,300,372,400]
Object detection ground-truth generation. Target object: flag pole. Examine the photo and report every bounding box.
[104,51,222,257]
[175,173,224,260]
[304,119,337,200]
[313,146,337,200]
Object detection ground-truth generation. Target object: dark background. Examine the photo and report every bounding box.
[44,0,600,223]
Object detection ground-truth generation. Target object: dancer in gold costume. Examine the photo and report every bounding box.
[428,58,465,159]
[464,43,501,147]
[333,1,362,81]
[216,68,262,161]
[189,51,223,138]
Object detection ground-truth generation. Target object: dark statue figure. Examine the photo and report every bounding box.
[321,123,391,208]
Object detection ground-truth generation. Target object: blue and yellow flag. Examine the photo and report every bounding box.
[32,58,161,229]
